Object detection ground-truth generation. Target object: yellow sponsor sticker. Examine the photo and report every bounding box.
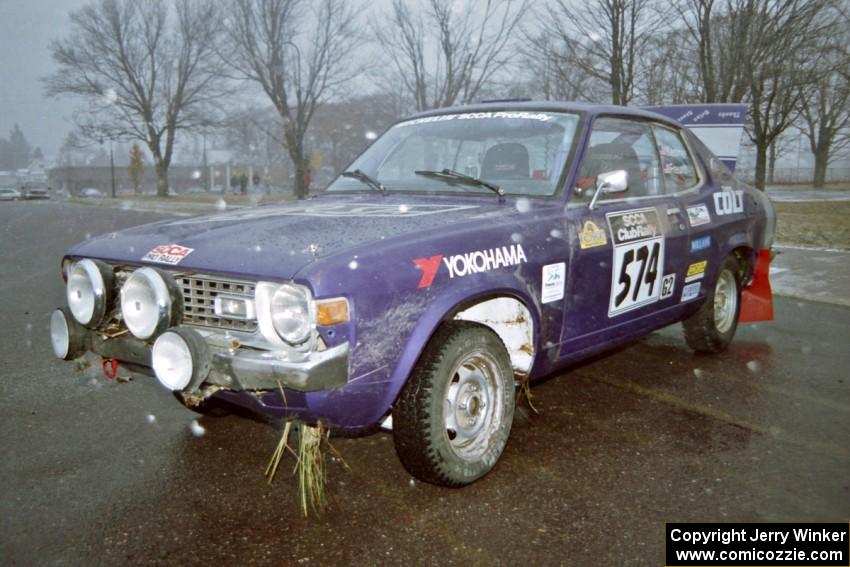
[685,260,707,282]
[579,220,608,249]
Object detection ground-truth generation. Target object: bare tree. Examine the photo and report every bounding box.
[375,0,528,112]
[308,94,405,177]
[798,9,850,187]
[675,0,752,102]
[224,0,364,200]
[537,0,662,106]
[638,28,701,104]
[45,0,225,196]
[676,0,833,189]
[743,0,831,189]
[519,31,607,102]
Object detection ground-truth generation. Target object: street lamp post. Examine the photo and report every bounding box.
[109,138,116,198]
[282,41,302,98]
[202,130,209,191]
[100,136,116,198]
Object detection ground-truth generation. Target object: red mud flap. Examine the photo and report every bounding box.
[740,248,774,323]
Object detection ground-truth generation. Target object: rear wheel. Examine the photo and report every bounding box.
[393,322,515,487]
[683,254,742,353]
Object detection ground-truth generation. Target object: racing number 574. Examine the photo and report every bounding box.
[614,241,660,307]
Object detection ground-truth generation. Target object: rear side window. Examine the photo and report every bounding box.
[653,126,699,192]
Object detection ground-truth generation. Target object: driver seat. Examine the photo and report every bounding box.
[480,143,529,179]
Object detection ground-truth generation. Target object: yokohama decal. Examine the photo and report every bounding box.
[413,255,443,288]
[413,244,527,288]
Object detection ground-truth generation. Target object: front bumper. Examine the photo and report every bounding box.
[55,310,349,393]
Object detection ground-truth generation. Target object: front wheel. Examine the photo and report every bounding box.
[683,254,742,353]
[392,322,515,487]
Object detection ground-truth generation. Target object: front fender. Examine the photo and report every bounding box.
[378,271,542,420]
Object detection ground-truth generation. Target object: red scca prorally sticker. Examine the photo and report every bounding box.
[413,244,527,289]
[142,244,194,265]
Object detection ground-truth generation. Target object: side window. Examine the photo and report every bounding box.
[574,117,662,203]
[653,126,699,192]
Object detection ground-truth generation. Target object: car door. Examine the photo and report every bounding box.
[652,124,714,305]
[561,116,691,355]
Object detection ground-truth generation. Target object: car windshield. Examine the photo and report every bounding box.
[327,110,580,197]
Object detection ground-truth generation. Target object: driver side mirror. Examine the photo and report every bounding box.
[589,169,628,210]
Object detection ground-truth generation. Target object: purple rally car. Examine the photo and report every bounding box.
[49,101,776,487]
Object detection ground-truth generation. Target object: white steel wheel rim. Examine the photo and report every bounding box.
[714,268,738,334]
[443,350,504,461]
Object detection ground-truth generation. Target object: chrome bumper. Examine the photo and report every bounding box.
[85,328,349,392]
[206,342,349,391]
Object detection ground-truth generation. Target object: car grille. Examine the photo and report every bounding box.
[177,274,258,333]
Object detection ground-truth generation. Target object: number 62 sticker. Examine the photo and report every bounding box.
[606,208,665,317]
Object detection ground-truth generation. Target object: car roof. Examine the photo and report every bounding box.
[402,100,681,128]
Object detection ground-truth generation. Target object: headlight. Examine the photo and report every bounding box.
[255,282,315,346]
[66,259,113,327]
[271,285,312,344]
[121,267,174,339]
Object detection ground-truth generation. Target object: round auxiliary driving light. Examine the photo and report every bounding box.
[49,307,87,360]
[151,328,211,392]
[66,259,113,327]
[121,267,173,339]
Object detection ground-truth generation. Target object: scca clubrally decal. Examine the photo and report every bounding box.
[606,208,665,317]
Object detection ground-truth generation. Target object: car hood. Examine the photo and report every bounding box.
[66,193,517,281]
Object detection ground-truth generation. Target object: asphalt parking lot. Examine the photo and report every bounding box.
[1,200,848,566]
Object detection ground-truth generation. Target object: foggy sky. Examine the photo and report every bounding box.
[0,0,397,162]
[0,0,91,159]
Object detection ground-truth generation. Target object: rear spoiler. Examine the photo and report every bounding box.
[642,104,748,172]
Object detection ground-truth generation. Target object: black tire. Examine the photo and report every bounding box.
[683,254,742,353]
[173,391,230,417]
[392,322,515,487]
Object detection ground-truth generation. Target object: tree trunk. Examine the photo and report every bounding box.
[293,159,307,200]
[753,141,768,191]
[767,142,777,184]
[155,159,170,197]
[813,147,829,188]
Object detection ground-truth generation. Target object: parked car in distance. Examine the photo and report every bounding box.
[49,101,776,488]
[22,187,50,199]
[79,188,105,198]
[0,187,21,201]
[184,186,207,194]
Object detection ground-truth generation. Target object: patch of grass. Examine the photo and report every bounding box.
[516,378,539,415]
[774,201,850,250]
[296,423,329,517]
[266,418,347,517]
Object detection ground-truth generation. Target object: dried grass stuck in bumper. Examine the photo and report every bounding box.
[265,416,348,517]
